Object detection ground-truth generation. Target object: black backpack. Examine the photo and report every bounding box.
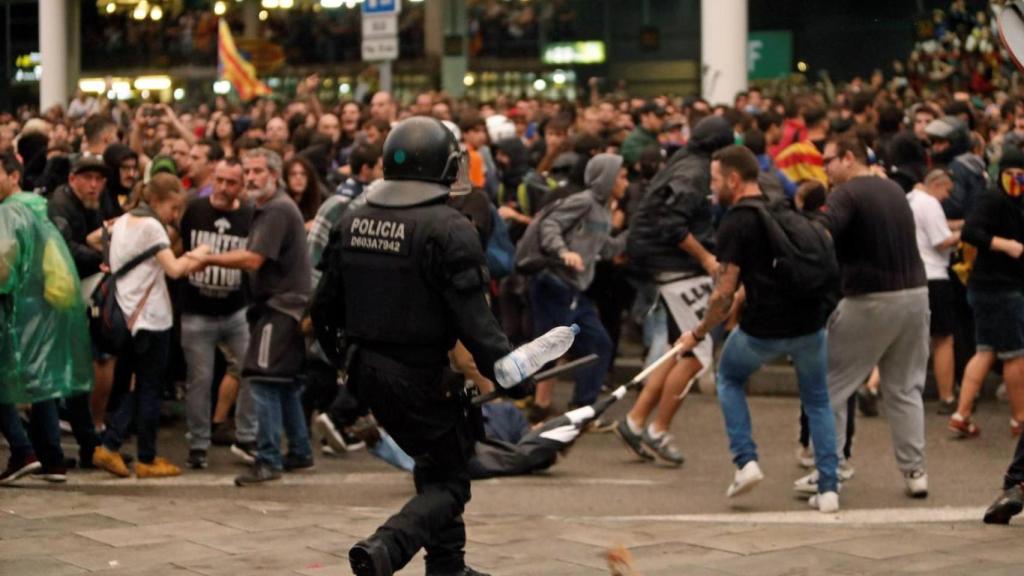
[733,199,839,299]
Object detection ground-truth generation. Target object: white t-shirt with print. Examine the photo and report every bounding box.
[110,215,172,334]
[907,188,954,281]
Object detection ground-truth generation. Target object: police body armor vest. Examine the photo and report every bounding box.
[337,199,463,360]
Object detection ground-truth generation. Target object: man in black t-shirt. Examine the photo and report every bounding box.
[820,134,930,500]
[199,148,314,486]
[179,158,256,470]
[675,145,840,513]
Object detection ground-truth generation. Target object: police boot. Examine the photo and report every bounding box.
[349,538,393,576]
[426,567,490,576]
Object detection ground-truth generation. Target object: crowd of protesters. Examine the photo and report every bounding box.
[9,37,1024,516]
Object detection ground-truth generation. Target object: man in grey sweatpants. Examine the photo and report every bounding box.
[818,134,931,498]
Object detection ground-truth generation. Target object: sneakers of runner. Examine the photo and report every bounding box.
[795,445,815,468]
[585,417,618,434]
[793,466,852,495]
[234,461,282,486]
[33,464,67,483]
[136,457,182,479]
[187,449,208,470]
[641,429,685,466]
[983,484,1024,525]
[857,387,880,417]
[808,491,840,513]
[230,441,257,464]
[937,398,957,416]
[0,454,41,486]
[905,469,928,498]
[948,413,980,438]
[613,419,653,461]
[726,460,764,498]
[92,446,131,478]
[349,538,394,576]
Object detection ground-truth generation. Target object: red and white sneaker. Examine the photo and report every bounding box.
[948,413,980,439]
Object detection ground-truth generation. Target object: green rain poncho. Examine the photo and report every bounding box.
[0,191,93,404]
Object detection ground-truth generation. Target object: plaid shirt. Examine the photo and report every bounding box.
[307,194,350,288]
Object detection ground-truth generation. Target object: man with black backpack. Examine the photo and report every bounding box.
[816,134,930,500]
[676,145,840,512]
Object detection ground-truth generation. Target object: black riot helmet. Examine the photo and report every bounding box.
[383,116,461,186]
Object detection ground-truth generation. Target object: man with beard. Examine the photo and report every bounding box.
[195,148,314,485]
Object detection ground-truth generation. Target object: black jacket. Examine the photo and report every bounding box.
[626,117,732,276]
[963,189,1024,291]
[47,184,104,278]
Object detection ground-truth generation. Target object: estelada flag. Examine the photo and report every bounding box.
[218,19,271,101]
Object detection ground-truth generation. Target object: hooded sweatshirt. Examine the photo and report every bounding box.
[100,143,137,220]
[539,153,627,291]
[962,145,1024,291]
[627,116,733,276]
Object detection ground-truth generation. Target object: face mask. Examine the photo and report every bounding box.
[1002,172,1024,198]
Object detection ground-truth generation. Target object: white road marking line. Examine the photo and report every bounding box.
[557,506,991,525]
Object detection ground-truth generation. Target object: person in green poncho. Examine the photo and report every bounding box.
[0,152,93,485]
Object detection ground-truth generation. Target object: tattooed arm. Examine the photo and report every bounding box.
[677,263,741,350]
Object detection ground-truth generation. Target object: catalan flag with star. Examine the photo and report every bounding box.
[218,19,271,101]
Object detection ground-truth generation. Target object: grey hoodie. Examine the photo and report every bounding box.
[539,153,628,291]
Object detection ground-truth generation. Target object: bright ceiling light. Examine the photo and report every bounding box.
[214,1,227,15]
[79,78,107,94]
[533,78,547,91]
[150,5,163,20]
[134,75,172,90]
[213,80,232,95]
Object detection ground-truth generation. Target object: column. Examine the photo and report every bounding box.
[39,0,69,110]
[700,0,747,105]
[439,0,467,98]
[243,0,259,38]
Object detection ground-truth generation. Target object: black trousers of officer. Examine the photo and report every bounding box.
[349,349,475,574]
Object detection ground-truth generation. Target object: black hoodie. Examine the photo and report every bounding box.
[962,145,1024,291]
[626,116,733,276]
[100,144,137,220]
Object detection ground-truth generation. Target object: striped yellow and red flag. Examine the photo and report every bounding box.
[218,19,271,101]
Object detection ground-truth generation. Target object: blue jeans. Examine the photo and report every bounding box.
[529,272,613,406]
[717,328,838,493]
[249,380,313,471]
[103,329,170,464]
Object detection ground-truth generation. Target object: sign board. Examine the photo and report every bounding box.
[541,41,606,65]
[362,0,400,62]
[748,31,793,79]
[362,13,398,38]
[362,0,400,15]
[362,37,399,61]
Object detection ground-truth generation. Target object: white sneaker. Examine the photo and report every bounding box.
[905,470,928,498]
[793,464,853,495]
[314,413,349,452]
[795,445,815,468]
[809,491,840,513]
[726,461,764,498]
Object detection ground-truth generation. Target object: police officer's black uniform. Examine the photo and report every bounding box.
[312,117,522,576]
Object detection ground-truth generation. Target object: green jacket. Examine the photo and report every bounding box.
[0,192,93,404]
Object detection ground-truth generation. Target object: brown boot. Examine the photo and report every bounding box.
[135,457,182,479]
[92,446,130,478]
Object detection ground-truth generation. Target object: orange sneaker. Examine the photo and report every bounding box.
[92,446,130,478]
[135,457,182,479]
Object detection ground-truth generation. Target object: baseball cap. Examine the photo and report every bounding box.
[71,155,107,176]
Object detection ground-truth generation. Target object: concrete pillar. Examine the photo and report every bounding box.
[243,0,259,38]
[439,0,467,98]
[700,0,747,105]
[39,0,69,111]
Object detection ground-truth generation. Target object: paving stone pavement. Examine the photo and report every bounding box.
[1,488,1023,575]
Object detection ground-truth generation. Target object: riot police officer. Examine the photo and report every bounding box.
[311,117,525,576]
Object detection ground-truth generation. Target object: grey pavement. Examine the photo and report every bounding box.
[3,389,1024,574]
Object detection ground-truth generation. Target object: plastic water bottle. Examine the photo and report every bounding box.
[494,324,580,389]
